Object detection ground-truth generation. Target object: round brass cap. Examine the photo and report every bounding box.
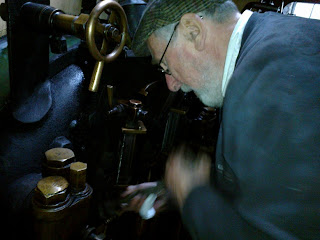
[70,162,87,192]
[34,176,69,205]
[45,148,75,167]
[70,161,87,172]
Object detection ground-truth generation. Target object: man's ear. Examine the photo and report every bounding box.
[180,13,206,51]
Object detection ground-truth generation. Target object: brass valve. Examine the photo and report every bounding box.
[20,1,129,93]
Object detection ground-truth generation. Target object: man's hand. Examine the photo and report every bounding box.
[121,182,167,213]
[165,145,211,210]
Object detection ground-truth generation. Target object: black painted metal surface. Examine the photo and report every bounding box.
[0,64,84,184]
[6,0,51,122]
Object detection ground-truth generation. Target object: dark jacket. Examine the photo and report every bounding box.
[182,12,320,240]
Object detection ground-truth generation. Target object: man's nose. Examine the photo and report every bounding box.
[165,74,182,92]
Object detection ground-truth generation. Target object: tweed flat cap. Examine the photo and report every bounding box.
[132,0,227,57]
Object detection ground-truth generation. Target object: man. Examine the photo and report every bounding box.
[123,0,320,239]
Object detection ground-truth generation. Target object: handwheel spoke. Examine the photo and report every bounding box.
[86,0,128,63]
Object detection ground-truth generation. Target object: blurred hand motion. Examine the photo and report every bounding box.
[165,145,211,210]
[121,182,168,214]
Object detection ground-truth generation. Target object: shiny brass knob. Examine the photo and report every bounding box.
[34,176,69,205]
[45,148,75,167]
[129,99,142,107]
[70,162,87,192]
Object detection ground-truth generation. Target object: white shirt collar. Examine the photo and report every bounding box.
[221,10,253,97]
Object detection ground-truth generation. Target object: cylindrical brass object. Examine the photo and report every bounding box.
[107,85,114,108]
[51,13,105,40]
[89,60,105,92]
[32,175,93,240]
[52,13,78,35]
[88,39,108,92]
[70,162,87,192]
[43,148,75,179]
[33,176,69,206]
[20,2,116,41]
[45,148,75,167]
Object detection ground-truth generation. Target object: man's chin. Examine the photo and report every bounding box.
[180,84,223,107]
[181,84,192,93]
[195,91,223,108]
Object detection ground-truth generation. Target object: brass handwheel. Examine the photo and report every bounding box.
[86,0,128,62]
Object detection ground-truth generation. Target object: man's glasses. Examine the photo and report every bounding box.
[157,23,179,76]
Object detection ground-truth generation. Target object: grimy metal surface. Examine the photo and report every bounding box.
[6,0,50,121]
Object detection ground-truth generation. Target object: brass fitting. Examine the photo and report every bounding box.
[34,176,69,206]
[43,148,75,179]
[45,147,75,167]
[70,162,87,192]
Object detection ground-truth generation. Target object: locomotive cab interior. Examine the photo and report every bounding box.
[0,0,319,239]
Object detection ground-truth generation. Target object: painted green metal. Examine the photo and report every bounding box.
[0,39,9,109]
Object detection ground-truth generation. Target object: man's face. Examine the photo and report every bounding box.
[147,30,224,108]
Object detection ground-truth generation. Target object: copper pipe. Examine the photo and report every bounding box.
[52,13,77,34]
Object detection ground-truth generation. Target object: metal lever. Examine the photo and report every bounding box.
[89,40,108,92]
[107,85,114,108]
[87,0,128,92]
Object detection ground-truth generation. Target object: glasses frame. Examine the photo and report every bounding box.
[157,23,179,75]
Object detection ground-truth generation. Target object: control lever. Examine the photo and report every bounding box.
[87,0,128,92]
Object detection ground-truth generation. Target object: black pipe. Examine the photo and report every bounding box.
[242,2,280,13]
[20,2,64,33]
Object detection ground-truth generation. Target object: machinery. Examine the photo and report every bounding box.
[0,0,318,239]
[0,0,220,239]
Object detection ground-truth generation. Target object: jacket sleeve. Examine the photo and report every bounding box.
[181,185,268,240]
